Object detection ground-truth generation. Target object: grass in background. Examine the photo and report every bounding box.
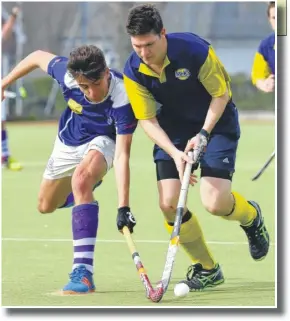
[2,121,275,307]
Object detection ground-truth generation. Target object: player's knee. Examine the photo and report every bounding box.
[201,193,229,216]
[37,198,56,214]
[159,198,177,221]
[203,203,224,216]
[72,169,92,196]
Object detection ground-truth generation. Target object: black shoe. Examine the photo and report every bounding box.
[178,263,225,291]
[241,201,270,261]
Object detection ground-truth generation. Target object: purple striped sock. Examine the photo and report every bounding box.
[2,129,9,161]
[72,202,99,274]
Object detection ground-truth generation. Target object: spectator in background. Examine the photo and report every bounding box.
[1,6,23,170]
[251,1,275,93]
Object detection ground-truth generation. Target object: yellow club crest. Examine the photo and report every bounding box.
[175,68,191,80]
[68,99,83,114]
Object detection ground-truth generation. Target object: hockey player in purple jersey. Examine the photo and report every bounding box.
[1,45,138,294]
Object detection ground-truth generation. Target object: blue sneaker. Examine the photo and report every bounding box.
[62,265,95,294]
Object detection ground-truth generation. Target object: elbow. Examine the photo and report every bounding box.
[34,50,47,59]
[32,50,49,62]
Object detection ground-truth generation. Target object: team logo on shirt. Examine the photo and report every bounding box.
[175,68,191,80]
[107,117,113,125]
[68,99,83,114]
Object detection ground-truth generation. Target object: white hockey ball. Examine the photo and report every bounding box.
[174,283,190,297]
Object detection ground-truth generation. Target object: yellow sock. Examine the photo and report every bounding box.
[222,191,257,226]
[165,212,216,270]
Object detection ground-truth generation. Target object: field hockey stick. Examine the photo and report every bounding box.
[122,226,156,301]
[252,151,275,181]
[124,151,195,302]
[154,150,195,301]
[4,87,27,99]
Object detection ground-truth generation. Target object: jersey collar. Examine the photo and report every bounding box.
[138,55,170,83]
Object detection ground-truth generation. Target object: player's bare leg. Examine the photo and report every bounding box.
[158,177,224,291]
[62,149,107,294]
[38,177,72,213]
[200,176,270,261]
[38,164,103,214]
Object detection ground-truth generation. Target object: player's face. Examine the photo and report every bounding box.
[131,29,167,66]
[76,69,110,103]
[268,7,275,31]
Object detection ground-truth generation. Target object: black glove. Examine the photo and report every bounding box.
[117,206,136,233]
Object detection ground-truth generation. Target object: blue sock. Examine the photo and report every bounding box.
[58,181,103,209]
[72,202,99,274]
[2,129,9,163]
[58,193,75,209]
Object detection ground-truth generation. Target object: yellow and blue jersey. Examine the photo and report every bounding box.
[123,32,240,138]
[47,56,137,146]
[251,32,275,84]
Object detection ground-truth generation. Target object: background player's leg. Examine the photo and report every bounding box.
[2,97,22,170]
[1,120,22,171]
[2,121,9,165]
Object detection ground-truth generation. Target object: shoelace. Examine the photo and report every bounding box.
[244,217,261,242]
[186,264,203,281]
[69,266,87,282]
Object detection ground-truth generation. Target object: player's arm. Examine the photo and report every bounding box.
[198,46,231,134]
[1,50,56,94]
[114,105,138,233]
[123,75,184,159]
[2,7,19,41]
[115,134,137,234]
[251,49,274,93]
[114,133,133,208]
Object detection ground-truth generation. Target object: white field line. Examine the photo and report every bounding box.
[1,237,275,246]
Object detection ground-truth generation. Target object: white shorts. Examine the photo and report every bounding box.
[43,135,116,180]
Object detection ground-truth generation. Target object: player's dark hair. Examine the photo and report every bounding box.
[267,1,275,17]
[67,45,107,81]
[126,4,163,36]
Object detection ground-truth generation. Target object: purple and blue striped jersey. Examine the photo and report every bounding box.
[47,56,137,146]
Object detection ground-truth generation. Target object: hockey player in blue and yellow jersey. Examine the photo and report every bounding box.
[2,45,138,294]
[252,1,275,92]
[124,4,270,292]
